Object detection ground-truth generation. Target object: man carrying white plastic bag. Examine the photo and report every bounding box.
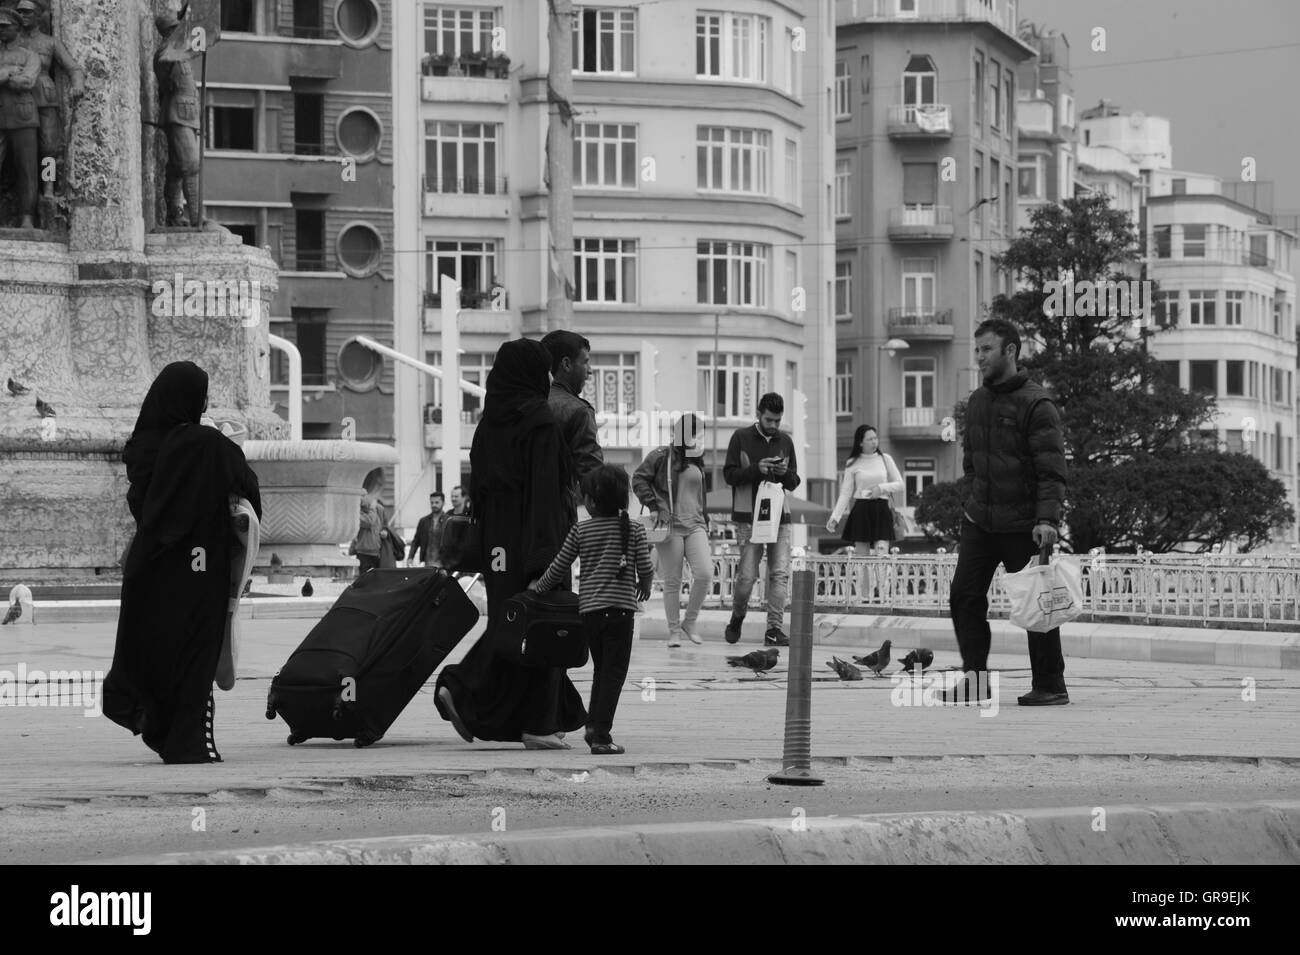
[943,319,1071,707]
[1002,547,1083,633]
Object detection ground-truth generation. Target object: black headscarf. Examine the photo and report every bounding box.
[123,361,209,523]
[122,361,260,554]
[471,338,573,503]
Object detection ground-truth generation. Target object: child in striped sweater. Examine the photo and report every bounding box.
[531,464,653,755]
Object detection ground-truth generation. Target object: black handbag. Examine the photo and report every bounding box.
[440,512,484,573]
[496,590,588,668]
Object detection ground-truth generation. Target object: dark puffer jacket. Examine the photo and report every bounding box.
[962,372,1067,533]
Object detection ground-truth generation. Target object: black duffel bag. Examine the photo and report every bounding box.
[496,589,588,668]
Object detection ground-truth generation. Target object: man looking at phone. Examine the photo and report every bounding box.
[723,393,801,647]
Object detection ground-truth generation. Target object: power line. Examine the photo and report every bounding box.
[1069,39,1300,71]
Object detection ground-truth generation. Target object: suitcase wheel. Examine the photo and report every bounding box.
[265,691,277,720]
[286,733,307,746]
[354,735,376,748]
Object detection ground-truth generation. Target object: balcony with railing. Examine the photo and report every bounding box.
[1015,97,1055,137]
[422,176,512,218]
[886,103,953,139]
[423,404,485,449]
[836,0,1021,40]
[887,205,954,241]
[888,406,945,440]
[420,53,512,104]
[422,288,512,335]
[886,307,955,339]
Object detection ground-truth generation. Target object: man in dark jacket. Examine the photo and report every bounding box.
[540,329,603,523]
[944,319,1070,706]
[409,491,448,567]
[723,393,801,647]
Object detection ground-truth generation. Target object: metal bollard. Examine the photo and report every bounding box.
[768,569,824,787]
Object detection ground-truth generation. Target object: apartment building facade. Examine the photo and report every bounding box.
[203,0,395,445]
[1014,25,1077,230]
[391,0,837,527]
[833,0,1035,526]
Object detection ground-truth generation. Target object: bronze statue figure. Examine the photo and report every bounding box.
[0,6,39,229]
[154,7,203,227]
[13,0,83,204]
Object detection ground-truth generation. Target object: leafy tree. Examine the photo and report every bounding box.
[917,194,1294,551]
[914,475,969,543]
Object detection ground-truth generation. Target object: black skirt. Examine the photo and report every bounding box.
[842,498,894,544]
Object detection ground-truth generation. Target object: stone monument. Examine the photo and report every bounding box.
[0,1,393,586]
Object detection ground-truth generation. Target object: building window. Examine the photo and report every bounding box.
[1004,169,1014,234]
[1018,158,1044,199]
[902,162,938,213]
[293,91,324,155]
[294,208,326,271]
[222,0,256,32]
[697,241,769,307]
[1249,233,1270,267]
[785,250,799,313]
[784,137,798,205]
[573,6,636,75]
[696,12,768,83]
[293,0,324,38]
[575,122,637,188]
[427,351,493,419]
[1189,360,1217,394]
[1158,360,1180,387]
[426,239,497,304]
[1004,74,1013,131]
[574,238,637,304]
[1188,290,1217,325]
[337,0,381,46]
[423,6,496,56]
[834,157,851,218]
[424,121,500,194]
[902,357,936,419]
[207,104,256,151]
[1171,178,1187,195]
[987,59,1000,129]
[835,60,850,117]
[698,353,771,419]
[1273,366,1285,404]
[1225,430,1244,454]
[901,54,936,116]
[1154,225,1171,258]
[1226,360,1245,396]
[582,353,639,415]
[973,53,984,133]
[786,359,799,396]
[902,258,936,314]
[1183,224,1207,258]
[904,461,936,507]
[835,358,853,417]
[290,308,328,386]
[835,260,852,318]
[338,107,383,159]
[337,222,383,277]
[697,127,770,194]
[1225,290,1244,326]
[1156,291,1180,327]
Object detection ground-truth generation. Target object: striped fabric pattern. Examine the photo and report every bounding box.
[535,516,654,613]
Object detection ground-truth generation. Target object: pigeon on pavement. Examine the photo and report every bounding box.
[301,579,314,597]
[826,656,863,681]
[2,597,20,625]
[852,638,892,677]
[726,647,779,677]
[7,378,30,397]
[897,647,934,673]
[35,397,55,417]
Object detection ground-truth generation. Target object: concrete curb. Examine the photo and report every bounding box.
[27,602,1300,668]
[89,799,1300,865]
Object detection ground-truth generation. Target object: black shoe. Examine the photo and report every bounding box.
[1018,689,1069,706]
[934,671,993,705]
[764,627,789,647]
[724,615,743,644]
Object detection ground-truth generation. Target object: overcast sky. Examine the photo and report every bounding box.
[1021,0,1300,215]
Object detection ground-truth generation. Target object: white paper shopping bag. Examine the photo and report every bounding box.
[750,481,786,544]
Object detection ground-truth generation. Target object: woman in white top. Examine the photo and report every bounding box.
[826,425,904,556]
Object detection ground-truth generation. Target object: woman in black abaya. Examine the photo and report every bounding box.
[103,361,262,764]
[434,338,587,749]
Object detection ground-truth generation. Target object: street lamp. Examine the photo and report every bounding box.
[876,338,910,431]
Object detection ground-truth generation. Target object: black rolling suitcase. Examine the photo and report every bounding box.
[265,568,479,747]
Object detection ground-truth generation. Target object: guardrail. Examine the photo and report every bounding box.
[644,552,1300,629]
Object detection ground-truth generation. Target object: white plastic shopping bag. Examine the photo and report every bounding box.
[1002,550,1083,632]
[750,481,786,544]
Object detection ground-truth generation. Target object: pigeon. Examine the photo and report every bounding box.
[2,597,20,625]
[726,647,779,677]
[269,552,283,569]
[301,579,314,597]
[897,647,934,673]
[826,656,863,681]
[35,397,55,417]
[852,639,892,677]
[7,377,29,397]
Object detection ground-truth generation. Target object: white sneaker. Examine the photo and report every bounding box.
[681,624,703,646]
[666,627,682,648]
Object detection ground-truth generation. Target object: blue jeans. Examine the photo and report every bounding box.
[732,522,792,630]
[657,526,713,634]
